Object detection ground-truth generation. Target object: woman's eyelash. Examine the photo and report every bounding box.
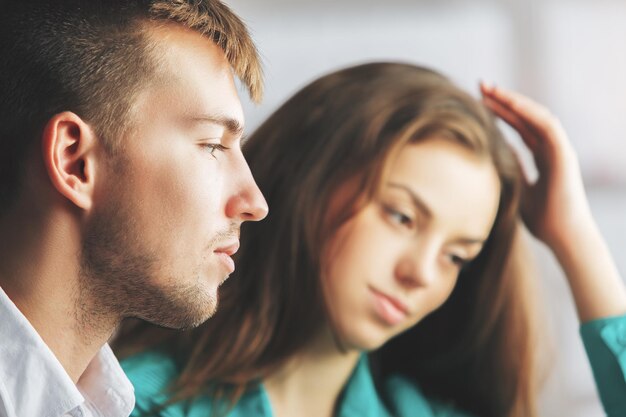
[383,205,413,227]
[450,254,470,268]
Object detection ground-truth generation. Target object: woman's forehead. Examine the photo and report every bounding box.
[384,138,501,239]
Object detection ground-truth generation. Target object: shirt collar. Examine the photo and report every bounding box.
[78,343,135,416]
[336,354,392,417]
[0,286,134,417]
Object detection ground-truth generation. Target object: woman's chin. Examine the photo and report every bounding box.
[340,330,391,352]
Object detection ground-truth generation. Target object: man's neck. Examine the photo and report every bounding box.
[264,326,361,417]
[0,203,116,383]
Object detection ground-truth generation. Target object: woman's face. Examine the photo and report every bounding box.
[321,137,501,351]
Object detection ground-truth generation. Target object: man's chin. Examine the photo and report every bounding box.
[132,287,219,330]
[172,298,218,330]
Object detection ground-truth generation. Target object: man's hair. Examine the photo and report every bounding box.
[0,0,263,212]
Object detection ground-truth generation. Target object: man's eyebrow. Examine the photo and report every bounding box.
[388,182,433,219]
[187,114,244,137]
[387,182,487,246]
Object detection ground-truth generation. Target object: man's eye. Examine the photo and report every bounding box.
[202,143,229,158]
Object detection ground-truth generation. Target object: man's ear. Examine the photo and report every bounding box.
[41,112,100,211]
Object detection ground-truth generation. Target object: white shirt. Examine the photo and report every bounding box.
[0,286,135,417]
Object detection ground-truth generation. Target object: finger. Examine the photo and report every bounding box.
[487,100,557,178]
[480,82,568,165]
[482,96,540,151]
[482,95,558,182]
[482,97,550,185]
[480,82,542,142]
[484,85,576,173]
[481,84,567,148]
[481,82,550,119]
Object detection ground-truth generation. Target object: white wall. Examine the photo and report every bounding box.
[229,0,626,186]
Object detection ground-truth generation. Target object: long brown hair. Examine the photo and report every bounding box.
[116,62,541,417]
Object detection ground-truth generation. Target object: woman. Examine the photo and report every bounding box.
[117,63,626,417]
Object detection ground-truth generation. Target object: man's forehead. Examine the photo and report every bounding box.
[137,23,229,97]
[137,22,243,120]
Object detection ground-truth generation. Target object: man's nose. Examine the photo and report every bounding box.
[225,156,269,222]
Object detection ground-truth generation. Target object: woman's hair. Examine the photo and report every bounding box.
[116,62,541,417]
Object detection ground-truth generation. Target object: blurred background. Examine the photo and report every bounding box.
[225,0,626,415]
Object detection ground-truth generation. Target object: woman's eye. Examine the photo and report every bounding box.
[449,254,470,269]
[383,205,414,228]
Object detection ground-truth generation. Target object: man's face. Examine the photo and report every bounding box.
[81,24,268,329]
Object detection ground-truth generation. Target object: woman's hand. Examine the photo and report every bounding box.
[480,82,592,247]
[481,82,626,322]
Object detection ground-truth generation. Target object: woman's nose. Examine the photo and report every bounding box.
[394,244,438,289]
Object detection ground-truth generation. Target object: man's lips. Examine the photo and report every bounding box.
[214,241,240,257]
[214,241,240,274]
[369,286,410,326]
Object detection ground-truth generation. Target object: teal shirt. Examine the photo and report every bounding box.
[580,315,626,417]
[122,314,626,417]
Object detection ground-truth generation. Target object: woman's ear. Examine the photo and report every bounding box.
[41,111,100,211]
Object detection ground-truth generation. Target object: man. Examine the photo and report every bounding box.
[0,1,268,416]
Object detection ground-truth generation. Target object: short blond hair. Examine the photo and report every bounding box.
[150,1,263,103]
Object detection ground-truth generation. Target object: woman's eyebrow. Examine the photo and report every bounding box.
[387,182,433,219]
[388,182,488,245]
[451,237,486,246]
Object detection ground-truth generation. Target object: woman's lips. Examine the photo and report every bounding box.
[369,286,410,326]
